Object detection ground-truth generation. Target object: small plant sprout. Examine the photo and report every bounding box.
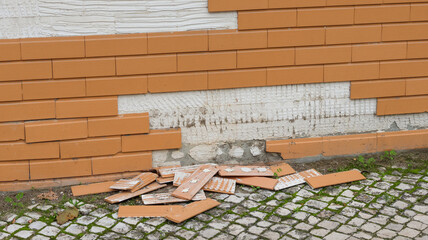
[5,192,24,208]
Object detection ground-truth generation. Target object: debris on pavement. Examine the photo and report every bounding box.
[56,207,79,225]
[37,190,58,200]
[305,169,366,189]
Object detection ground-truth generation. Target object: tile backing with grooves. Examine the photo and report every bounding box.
[141,190,206,204]
[174,172,236,194]
[171,165,219,200]
[274,169,322,190]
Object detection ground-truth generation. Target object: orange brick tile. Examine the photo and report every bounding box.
[237,48,294,68]
[382,22,428,41]
[352,42,407,62]
[0,100,55,123]
[269,0,326,8]
[0,141,59,161]
[296,45,351,65]
[326,25,381,44]
[92,152,152,175]
[355,5,410,24]
[384,0,428,3]
[53,58,115,79]
[324,62,379,82]
[380,60,428,79]
[178,51,236,72]
[86,76,147,96]
[407,41,428,59]
[267,65,323,86]
[411,3,428,21]
[85,33,147,57]
[377,95,428,115]
[21,36,85,60]
[406,77,428,96]
[377,129,428,151]
[116,54,177,75]
[268,28,325,48]
[148,31,208,54]
[148,72,208,93]
[209,30,267,51]
[122,129,182,152]
[350,80,406,99]
[88,113,149,137]
[25,119,88,143]
[0,161,29,182]
[297,7,354,27]
[22,79,86,100]
[208,69,266,90]
[289,138,323,159]
[30,158,92,180]
[0,39,21,62]
[238,10,297,30]
[0,82,22,102]
[0,61,52,82]
[60,137,121,158]
[0,122,24,142]
[326,0,381,6]
[323,133,377,156]
[56,96,118,119]
[208,0,268,12]
[266,140,290,158]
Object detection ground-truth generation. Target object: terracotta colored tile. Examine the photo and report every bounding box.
[0,100,55,123]
[296,45,351,65]
[352,42,407,62]
[116,54,176,75]
[208,69,266,90]
[60,137,121,159]
[0,61,52,82]
[323,133,377,156]
[0,82,22,102]
[380,60,428,79]
[56,96,118,119]
[326,0,381,6]
[238,9,297,30]
[173,172,236,194]
[88,113,149,137]
[178,51,236,72]
[92,152,152,175]
[0,141,59,161]
[267,65,323,86]
[355,5,410,24]
[275,169,322,190]
[384,0,427,2]
[22,79,86,100]
[21,36,85,60]
[218,165,274,177]
[208,0,268,12]
[105,182,166,204]
[148,31,208,54]
[53,57,115,79]
[411,3,428,21]
[158,164,216,178]
[0,161,29,182]
[350,80,406,99]
[232,176,279,190]
[382,22,428,41]
[129,172,158,192]
[0,122,24,142]
[270,163,296,177]
[269,0,326,9]
[85,33,147,57]
[118,205,183,218]
[157,177,174,184]
[407,41,428,59]
[237,48,294,68]
[326,25,382,45]
[265,139,290,159]
[72,181,116,196]
[148,72,208,93]
[25,119,88,143]
[324,62,379,82]
[268,28,325,48]
[122,129,182,152]
[110,179,141,191]
[297,7,354,27]
[0,39,21,62]
[209,30,267,51]
[289,138,323,159]
[305,169,366,189]
[377,95,428,115]
[30,158,92,180]
[377,129,428,151]
[86,75,147,96]
[143,190,206,204]
[166,198,220,223]
[406,77,428,96]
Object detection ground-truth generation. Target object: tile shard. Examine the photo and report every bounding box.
[218,165,274,177]
[305,169,366,189]
[174,172,236,194]
[156,176,174,184]
[142,190,206,204]
[270,162,296,177]
[109,179,141,190]
[130,172,158,192]
[71,181,116,196]
[118,205,183,218]
[172,165,219,200]
[274,169,322,190]
[232,176,279,190]
[158,163,217,178]
[105,182,166,204]
[166,198,220,223]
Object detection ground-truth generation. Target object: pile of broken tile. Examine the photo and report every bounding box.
[70,163,366,223]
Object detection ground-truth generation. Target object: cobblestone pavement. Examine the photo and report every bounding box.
[0,167,427,240]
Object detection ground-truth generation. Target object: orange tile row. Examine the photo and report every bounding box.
[237,4,427,30]
[266,129,428,160]
[377,95,428,115]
